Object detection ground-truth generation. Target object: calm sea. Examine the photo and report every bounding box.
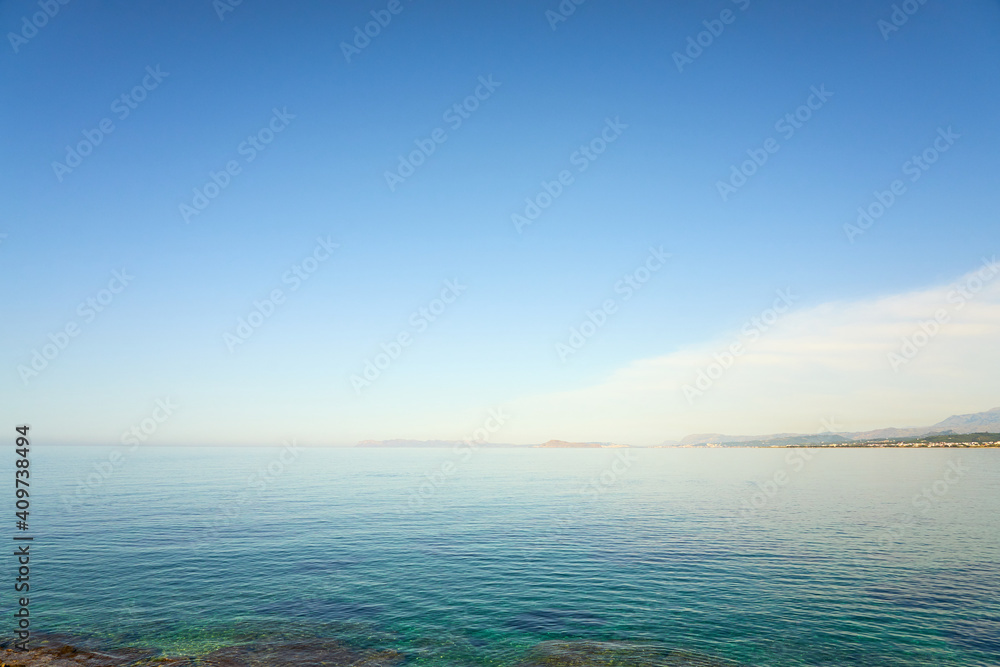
[8,446,1000,666]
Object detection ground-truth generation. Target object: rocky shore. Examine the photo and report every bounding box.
[0,636,402,667]
[1,637,740,667]
[517,641,741,666]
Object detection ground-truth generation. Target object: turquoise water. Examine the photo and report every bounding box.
[11,446,1000,665]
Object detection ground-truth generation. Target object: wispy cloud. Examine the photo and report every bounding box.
[506,258,1000,445]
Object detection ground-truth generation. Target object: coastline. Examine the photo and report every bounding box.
[0,636,740,667]
[0,635,404,667]
[354,442,1000,448]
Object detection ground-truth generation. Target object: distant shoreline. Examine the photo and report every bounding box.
[357,429,1000,450]
[356,442,1000,449]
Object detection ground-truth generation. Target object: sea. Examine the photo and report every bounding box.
[7,445,999,666]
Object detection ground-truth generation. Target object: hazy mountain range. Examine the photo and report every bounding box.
[668,406,1000,446]
[356,439,617,449]
[357,407,1000,448]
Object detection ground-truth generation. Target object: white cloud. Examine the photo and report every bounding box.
[507,257,1000,445]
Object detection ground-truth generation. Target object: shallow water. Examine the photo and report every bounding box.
[9,446,999,666]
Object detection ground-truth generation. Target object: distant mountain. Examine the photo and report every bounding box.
[358,408,1000,449]
[668,407,1000,447]
[356,439,622,448]
[842,407,1000,441]
[929,407,1000,433]
[357,439,469,448]
[731,434,853,448]
[678,433,801,446]
[841,426,929,440]
[534,440,621,448]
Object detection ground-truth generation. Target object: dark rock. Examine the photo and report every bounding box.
[517,640,741,667]
[0,637,402,667]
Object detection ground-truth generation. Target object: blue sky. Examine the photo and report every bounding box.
[2,0,999,445]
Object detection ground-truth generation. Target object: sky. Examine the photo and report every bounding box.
[1,0,999,446]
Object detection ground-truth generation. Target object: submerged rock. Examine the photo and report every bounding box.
[0,637,402,667]
[0,639,166,666]
[518,640,740,667]
[190,639,403,666]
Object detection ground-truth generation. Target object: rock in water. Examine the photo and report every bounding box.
[517,640,742,667]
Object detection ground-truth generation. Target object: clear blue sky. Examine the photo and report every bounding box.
[2,0,999,445]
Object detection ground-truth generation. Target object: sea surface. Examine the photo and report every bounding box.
[7,446,1000,666]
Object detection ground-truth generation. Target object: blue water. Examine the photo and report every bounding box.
[10,446,1000,666]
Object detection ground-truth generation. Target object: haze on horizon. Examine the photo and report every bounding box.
[2,0,999,447]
